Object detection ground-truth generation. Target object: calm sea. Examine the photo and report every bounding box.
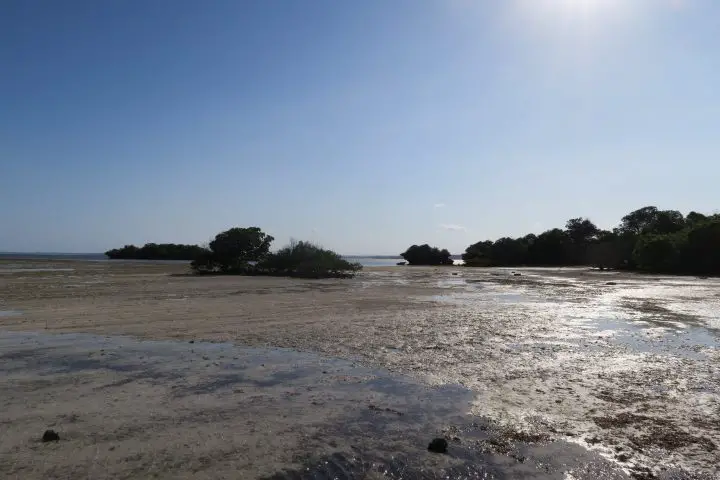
[0,253,107,261]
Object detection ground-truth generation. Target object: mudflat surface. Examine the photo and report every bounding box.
[0,330,626,480]
[1,260,719,479]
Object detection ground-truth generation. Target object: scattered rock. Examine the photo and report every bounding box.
[616,453,631,462]
[606,282,617,286]
[396,262,406,266]
[451,272,458,276]
[189,340,195,344]
[513,273,522,277]
[586,436,601,445]
[42,430,60,442]
[427,438,448,453]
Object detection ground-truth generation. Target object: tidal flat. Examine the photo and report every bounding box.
[1,260,718,479]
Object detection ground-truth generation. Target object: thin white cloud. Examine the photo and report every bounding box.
[434,203,446,208]
[440,224,466,231]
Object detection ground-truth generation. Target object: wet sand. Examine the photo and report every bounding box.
[1,260,719,479]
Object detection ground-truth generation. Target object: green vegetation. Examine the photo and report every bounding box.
[400,244,454,266]
[107,227,361,278]
[107,206,719,277]
[189,228,361,278]
[460,206,720,275]
[195,227,274,273]
[258,240,362,278]
[105,243,207,260]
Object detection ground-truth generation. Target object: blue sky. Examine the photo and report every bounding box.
[2,0,718,254]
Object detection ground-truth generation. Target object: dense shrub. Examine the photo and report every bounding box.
[206,227,273,273]
[400,244,453,266]
[633,234,682,273]
[187,229,362,278]
[258,240,362,278]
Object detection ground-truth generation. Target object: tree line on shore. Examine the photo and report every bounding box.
[402,206,720,275]
[105,243,207,260]
[105,227,361,278]
[106,206,719,277]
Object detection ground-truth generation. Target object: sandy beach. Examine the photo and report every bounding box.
[1,260,718,479]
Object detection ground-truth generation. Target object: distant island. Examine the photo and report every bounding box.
[106,227,361,278]
[105,244,206,261]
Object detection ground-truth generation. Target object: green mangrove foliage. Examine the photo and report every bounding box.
[189,228,361,278]
[460,206,720,275]
[105,243,207,260]
[400,244,454,266]
[107,227,361,278]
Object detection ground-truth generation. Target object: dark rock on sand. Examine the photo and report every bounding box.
[428,437,448,453]
[42,430,60,442]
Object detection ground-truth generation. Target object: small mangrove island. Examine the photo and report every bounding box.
[106,227,361,278]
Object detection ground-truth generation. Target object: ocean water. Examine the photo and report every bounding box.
[346,256,464,266]
[343,256,405,267]
[0,252,107,261]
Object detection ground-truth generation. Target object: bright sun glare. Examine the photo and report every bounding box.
[516,0,633,30]
[551,0,625,18]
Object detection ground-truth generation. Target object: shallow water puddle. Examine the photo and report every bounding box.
[436,274,720,358]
